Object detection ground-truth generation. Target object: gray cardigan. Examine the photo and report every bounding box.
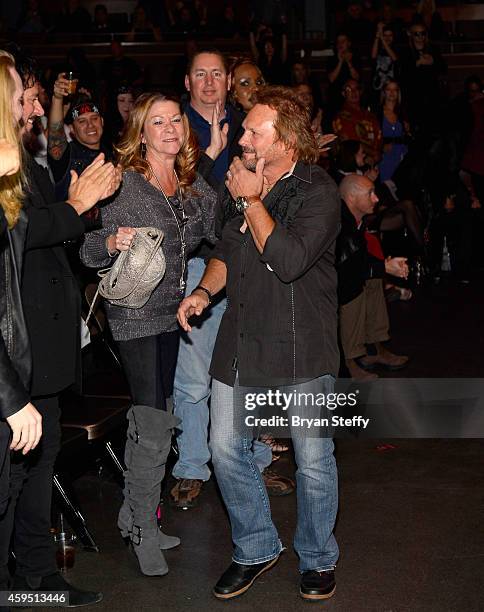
[80,170,216,340]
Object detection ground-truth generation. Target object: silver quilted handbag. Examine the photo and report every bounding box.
[97,226,166,309]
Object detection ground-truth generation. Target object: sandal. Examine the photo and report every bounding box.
[259,433,289,453]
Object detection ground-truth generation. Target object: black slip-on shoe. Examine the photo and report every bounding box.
[13,573,103,608]
[300,569,336,601]
[213,556,279,600]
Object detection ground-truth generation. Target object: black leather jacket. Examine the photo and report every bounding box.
[0,209,31,420]
[336,202,385,306]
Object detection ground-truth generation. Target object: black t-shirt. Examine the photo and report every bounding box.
[48,139,112,184]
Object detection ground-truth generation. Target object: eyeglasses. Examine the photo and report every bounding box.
[412,31,427,38]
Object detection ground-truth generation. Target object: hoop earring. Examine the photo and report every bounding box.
[140,142,146,158]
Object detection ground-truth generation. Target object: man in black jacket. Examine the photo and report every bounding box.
[0,205,43,610]
[0,75,43,463]
[337,174,409,381]
[0,54,42,611]
[0,53,120,607]
[0,144,42,518]
[178,86,340,601]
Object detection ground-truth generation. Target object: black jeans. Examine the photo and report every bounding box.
[0,395,61,579]
[0,423,10,591]
[117,331,180,411]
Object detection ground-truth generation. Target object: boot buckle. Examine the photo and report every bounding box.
[131,524,142,546]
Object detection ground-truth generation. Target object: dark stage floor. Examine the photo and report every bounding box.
[51,278,484,612]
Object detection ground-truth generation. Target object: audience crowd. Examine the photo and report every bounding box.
[0,0,483,606]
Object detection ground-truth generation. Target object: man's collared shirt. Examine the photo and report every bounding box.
[209,161,341,387]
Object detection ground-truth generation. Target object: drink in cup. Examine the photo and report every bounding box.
[65,72,79,96]
[55,533,76,572]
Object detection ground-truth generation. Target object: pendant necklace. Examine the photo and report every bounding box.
[147,161,188,291]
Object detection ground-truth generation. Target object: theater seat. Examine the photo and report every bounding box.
[61,395,129,442]
[54,395,130,549]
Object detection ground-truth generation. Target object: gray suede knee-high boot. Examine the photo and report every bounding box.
[117,405,180,576]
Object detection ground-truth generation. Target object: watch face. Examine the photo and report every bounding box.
[235,196,248,213]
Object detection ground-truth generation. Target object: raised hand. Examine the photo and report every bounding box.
[67,153,122,214]
[316,133,337,152]
[205,100,229,161]
[52,73,72,100]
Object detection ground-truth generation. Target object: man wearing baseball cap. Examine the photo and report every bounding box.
[48,73,112,201]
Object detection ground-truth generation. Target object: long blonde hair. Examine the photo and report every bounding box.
[115,93,199,195]
[0,52,25,228]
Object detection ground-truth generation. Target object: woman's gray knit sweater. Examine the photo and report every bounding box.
[80,170,216,341]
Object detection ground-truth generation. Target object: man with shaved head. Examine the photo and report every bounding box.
[337,174,409,381]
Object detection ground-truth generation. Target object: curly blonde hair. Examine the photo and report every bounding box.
[251,85,319,164]
[0,52,25,228]
[115,93,199,195]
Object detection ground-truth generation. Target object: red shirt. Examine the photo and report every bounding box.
[333,103,383,160]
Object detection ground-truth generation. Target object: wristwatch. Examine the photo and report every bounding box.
[235,195,259,213]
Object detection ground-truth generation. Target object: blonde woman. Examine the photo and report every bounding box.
[81,93,216,577]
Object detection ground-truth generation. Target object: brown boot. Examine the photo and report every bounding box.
[170,479,204,509]
[346,359,379,382]
[360,345,408,371]
[262,469,295,496]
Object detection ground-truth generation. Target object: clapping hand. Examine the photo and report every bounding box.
[68,153,122,215]
[205,100,229,161]
[343,51,353,64]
